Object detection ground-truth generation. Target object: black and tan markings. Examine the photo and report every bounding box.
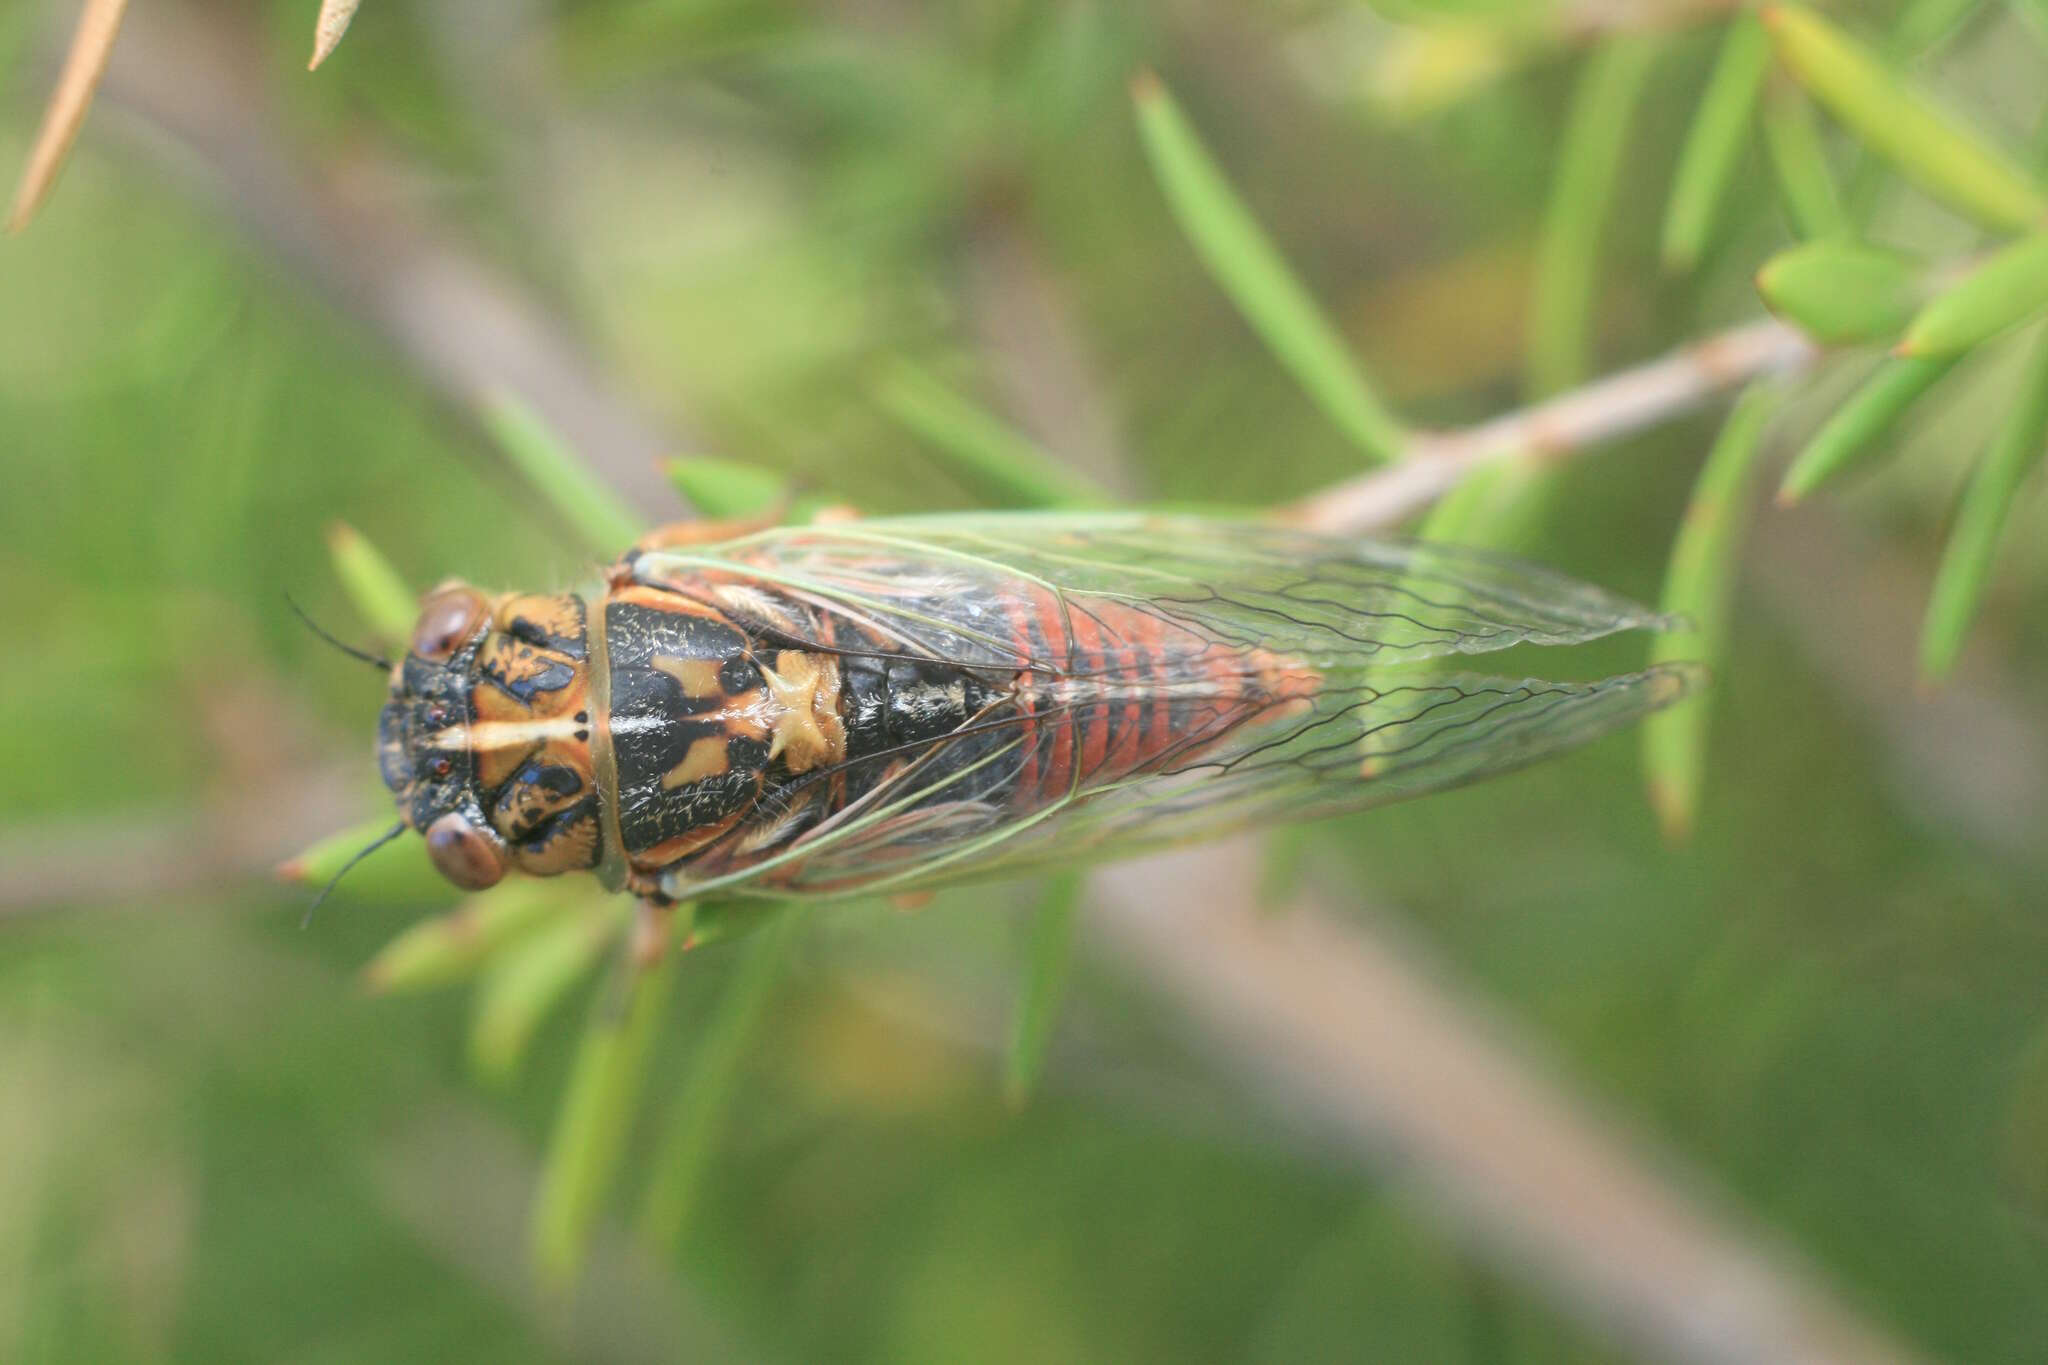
[601,585,860,886]
[373,516,1691,908]
[469,593,603,878]
[598,543,1325,897]
[379,588,604,887]
[605,591,770,874]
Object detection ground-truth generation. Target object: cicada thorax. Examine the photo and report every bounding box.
[598,584,852,890]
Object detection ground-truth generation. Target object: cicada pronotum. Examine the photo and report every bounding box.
[367,513,1694,938]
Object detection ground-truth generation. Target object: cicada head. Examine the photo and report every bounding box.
[380,583,604,890]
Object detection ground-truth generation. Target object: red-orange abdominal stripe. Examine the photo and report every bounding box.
[1005,587,1321,813]
[1071,605,1110,787]
[1003,596,1041,799]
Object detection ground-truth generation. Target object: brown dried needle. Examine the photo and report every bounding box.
[309,0,364,71]
[7,0,131,235]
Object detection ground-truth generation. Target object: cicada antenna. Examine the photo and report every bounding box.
[301,820,407,929]
[285,592,395,672]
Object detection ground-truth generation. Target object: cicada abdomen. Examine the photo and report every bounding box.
[374,513,1697,905]
[996,585,1323,806]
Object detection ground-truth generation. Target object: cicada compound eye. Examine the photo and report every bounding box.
[412,584,489,662]
[424,812,508,891]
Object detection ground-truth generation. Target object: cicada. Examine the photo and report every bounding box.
[371,513,1693,926]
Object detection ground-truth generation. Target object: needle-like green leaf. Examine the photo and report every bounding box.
[1644,386,1779,842]
[277,815,444,904]
[481,389,641,556]
[470,900,629,1084]
[1920,330,2048,683]
[363,882,566,994]
[873,360,1106,508]
[1759,84,1847,240]
[1777,354,1959,503]
[1762,5,2048,233]
[1528,35,1665,397]
[1886,0,1983,60]
[663,456,793,520]
[1004,872,1082,1107]
[532,947,676,1289]
[680,898,792,950]
[1363,20,1525,119]
[1755,240,1925,344]
[640,909,801,1252]
[1132,72,1408,463]
[1443,35,1665,540]
[1662,14,1772,273]
[324,521,416,644]
[1899,234,2048,356]
[1416,459,1552,548]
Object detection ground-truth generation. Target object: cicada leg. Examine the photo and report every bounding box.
[580,901,673,1026]
[630,897,674,971]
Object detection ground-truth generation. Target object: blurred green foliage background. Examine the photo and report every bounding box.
[3,1,2047,1361]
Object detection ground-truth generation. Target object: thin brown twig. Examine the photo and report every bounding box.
[1288,317,1818,533]
[1091,844,1923,1365]
[8,0,131,233]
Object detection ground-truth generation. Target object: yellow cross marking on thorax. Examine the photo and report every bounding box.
[759,651,845,773]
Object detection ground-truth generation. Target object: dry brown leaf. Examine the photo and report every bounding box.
[7,0,132,235]
[309,0,364,71]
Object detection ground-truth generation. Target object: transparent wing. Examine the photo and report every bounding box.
[627,513,1695,900]
[668,667,1695,900]
[632,512,1678,674]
